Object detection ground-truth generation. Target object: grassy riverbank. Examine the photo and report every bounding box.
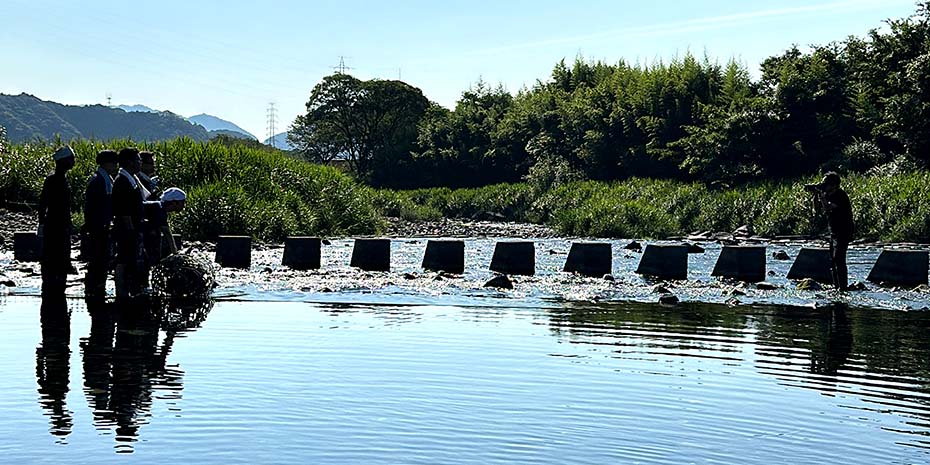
[0,138,380,241]
[2,137,927,242]
[375,172,930,243]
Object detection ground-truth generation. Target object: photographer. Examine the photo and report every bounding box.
[806,172,855,291]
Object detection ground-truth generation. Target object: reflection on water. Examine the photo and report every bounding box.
[36,297,72,441]
[549,302,930,451]
[35,296,212,452]
[14,297,930,462]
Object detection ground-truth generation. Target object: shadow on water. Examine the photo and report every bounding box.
[547,300,930,448]
[35,295,213,453]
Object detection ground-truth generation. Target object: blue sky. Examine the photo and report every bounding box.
[0,0,918,140]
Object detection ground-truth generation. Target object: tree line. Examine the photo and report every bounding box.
[290,2,930,190]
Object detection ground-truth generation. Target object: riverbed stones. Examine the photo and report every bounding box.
[712,246,766,283]
[563,242,612,277]
[215,236,251,269]
[282,236,322,270]
[785,248,832,284]
[490,241,535,276]
[635,244,688,280]
[797,278,823,291]
[867,249,929,287]
[623,241,642,252]
[773,250,790,260]
[422,239,465,274]
[13,231,41,262]
[484,274,513,289]
[658,294,679,306]
[350,238,391,272]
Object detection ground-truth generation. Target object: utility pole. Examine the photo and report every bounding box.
[266,102,278,148]
[333,56,353,75]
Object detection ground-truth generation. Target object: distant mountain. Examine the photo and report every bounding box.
[117,104,158,113]
[0,93,210,143]
[263,131,294,150]
[189,113,256,140]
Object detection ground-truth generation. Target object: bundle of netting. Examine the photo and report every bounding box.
[151,253,216,299]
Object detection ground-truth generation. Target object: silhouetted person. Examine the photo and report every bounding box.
[38,146,76,296]
[83,150,118,298]
[113,148,145,299]
[138,151,164,288]
[807,172,855,291]
[137,150,160,200]
[36,296,73,439]
[148,188,187,261]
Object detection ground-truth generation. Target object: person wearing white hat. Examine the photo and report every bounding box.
[153,187,187,257]
[38,146,76,296]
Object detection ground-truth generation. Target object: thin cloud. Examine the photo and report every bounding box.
[467,0,909,56]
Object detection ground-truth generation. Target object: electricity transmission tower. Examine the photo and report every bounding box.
[333,56,353,74]
[266,102,278,148]
[106,92,112,107]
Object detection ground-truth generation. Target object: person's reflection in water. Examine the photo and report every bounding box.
[810,304,854,381]
[82,294,212,452]
[36,296,73,440]
[81,297,116,430]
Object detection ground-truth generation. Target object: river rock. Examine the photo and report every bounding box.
[652,285,671,294]
[755,282,779,290]
[623,241,642,252]
[912,284,930,293]
[723,287,746,297]
[772,250,790,260]
[484,274,513,289]
[603,274,615,281]
[0,279,15,287]
[734,225,753,236]
[658,294,679,306]
[797,278,823,291]
[848,281,867,291]
[403,272,417,280]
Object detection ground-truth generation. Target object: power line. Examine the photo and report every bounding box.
[266,102,278,147]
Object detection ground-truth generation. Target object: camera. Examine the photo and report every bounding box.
[804,183,825,193]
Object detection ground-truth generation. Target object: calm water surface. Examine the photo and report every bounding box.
[1,295,929,464]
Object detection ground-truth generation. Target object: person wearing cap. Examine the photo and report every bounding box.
[82,149,118,298]
[112,147,146,298]
[816,172,855,291]
[37,146,76,296]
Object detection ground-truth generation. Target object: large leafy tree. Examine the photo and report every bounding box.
[289,74,430,186]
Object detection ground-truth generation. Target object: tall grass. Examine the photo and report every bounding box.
[0,138,381,241]
[382,173,930,242]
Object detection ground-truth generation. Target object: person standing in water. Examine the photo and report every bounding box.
[38,146,76,296]
[83,150,118,298]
